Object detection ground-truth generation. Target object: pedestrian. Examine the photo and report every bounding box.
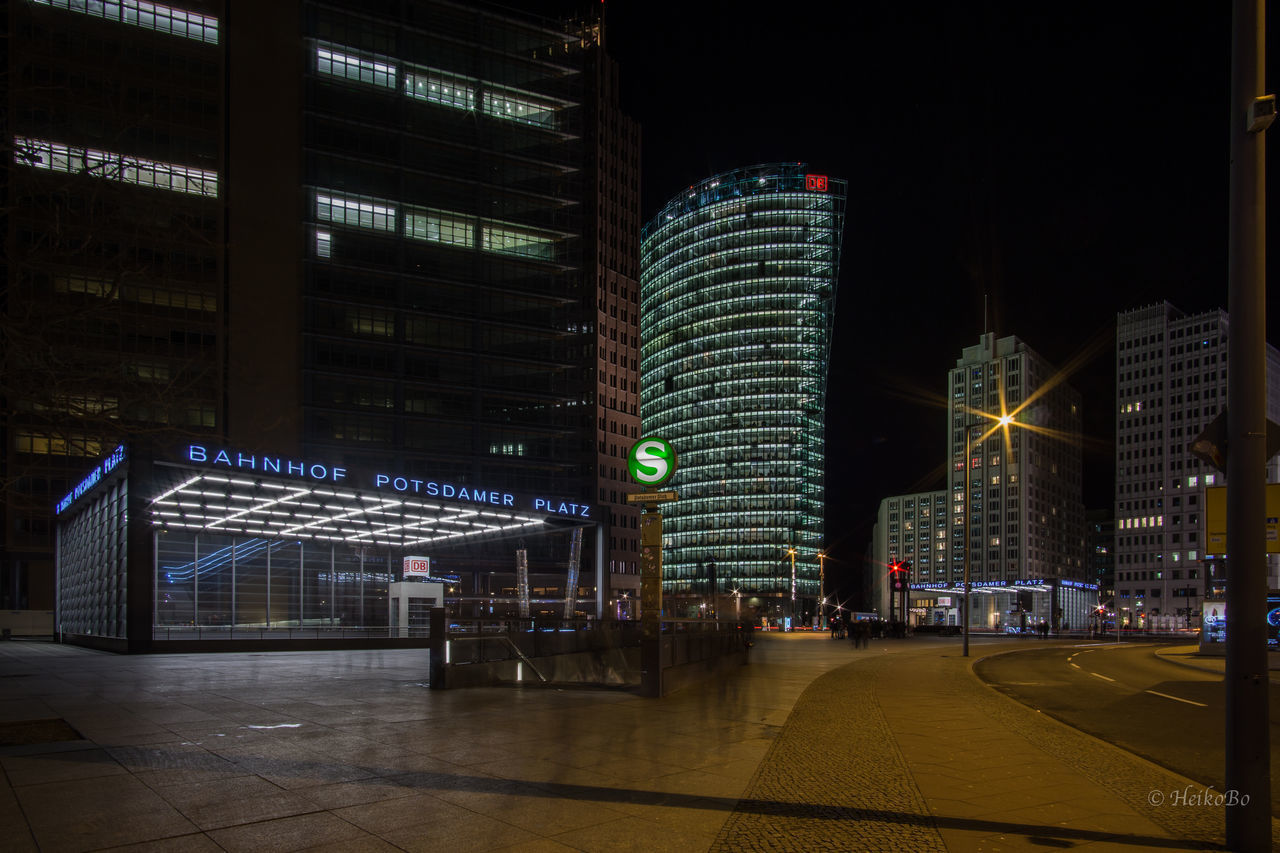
[858,620,870,649]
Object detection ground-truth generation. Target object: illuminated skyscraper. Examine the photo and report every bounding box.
[639,164,845,622]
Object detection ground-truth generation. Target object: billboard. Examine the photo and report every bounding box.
[1204,484,1280,555]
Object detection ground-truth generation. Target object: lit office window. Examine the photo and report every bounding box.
[14,137,218,197]
[316,230,332,258]
[405,209,474,248]
[482,223,555,259]
[404,68,476,111]
[316,45,396,89]
[14,431,103,457]
[30,0,218,44]
[315,192,396,232]
[482,88,558,130]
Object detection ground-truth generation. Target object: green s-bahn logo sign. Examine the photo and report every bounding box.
[627,436,677,487]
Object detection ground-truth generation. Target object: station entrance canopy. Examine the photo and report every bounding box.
[54,443,597,652]
[142,444,592,547]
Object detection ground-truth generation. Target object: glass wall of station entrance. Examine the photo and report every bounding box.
[909,580,1099,633]
[154,533,391,630]
[55,444,601,650]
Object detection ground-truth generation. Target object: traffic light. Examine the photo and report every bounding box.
[890,561,909,592]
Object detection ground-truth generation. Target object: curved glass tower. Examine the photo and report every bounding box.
[639,163,845,622]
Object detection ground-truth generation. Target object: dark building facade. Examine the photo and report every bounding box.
[6,0,640,622]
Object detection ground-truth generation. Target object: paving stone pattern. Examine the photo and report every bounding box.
[1,636,1274,852]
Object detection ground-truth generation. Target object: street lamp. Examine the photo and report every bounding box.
[817,550,827,629]
[963,412,1014,658]
[787,547,797,629]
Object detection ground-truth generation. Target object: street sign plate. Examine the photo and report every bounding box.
[626,490,678,503]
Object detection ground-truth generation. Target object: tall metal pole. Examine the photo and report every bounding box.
[962,426,971,657]
[1226,0,1270,848]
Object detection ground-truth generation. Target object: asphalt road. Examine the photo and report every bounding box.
[974,641,1280,817]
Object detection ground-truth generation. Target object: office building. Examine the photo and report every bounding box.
[639,164,846,623]
[879,333,1094,631]
[1114,303,1280,630]
[872,490,947,621]
[7,0,640,633]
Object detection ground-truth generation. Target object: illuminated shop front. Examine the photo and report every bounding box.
[910,578,1099,633]
[639,164,846,621]
[55,444,599,652]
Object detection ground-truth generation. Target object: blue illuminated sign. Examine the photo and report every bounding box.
[182,444,591,519]
[375,473,513,507]
[56,444,126,514]
[910,578,1099,592]
[187,445,347,482]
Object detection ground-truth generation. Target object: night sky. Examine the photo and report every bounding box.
[542,1,1280,599]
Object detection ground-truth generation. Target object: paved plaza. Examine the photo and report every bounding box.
[0,633,1271,851]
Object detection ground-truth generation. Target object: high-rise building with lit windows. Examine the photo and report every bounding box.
[875,333,1092,632]
[5,0,640,621]
[1113,303,1280,631]
[639,164,845,622]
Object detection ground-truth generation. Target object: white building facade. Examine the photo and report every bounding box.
[1114,303,1280,631]
[874,333,1094,631]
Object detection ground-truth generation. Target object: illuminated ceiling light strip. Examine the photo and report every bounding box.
[207,487,310,529]
[277,497,402,536]
[149,474,204,506]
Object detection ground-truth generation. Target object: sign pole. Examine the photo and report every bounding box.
[627,436,678,698]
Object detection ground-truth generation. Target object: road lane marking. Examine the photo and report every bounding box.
[1070,662,1081,670]
[1146,690,1207,707]
[1090,672,1116,682]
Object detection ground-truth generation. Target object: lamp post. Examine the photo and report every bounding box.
[817,551,827,629]
[963,412,1014,658]
[787,547,797,629]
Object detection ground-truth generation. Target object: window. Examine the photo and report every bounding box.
[316,45,396,89]
[481,223,555,260]
[14,137,218,197]
[31,0,218,44]
[406,208,474,248]
[316,191,396,232]
[482,87,558,129]
[404,68,476,111]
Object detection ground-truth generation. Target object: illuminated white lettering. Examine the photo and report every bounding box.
[535,499,547,511]
[410,478,422,491]
[394,477,408,491]
[264,457,281,474]
[458,487,471,501]
[288,461,304,476]
[214,450,232,466]
[503,494,514,507]
[238,453,256,469]
[376,474,390,487]
[188,444,207,462]
[442,485,455,498]
[332,467,346,482]
[426,482,440,497]
[309,464,325,479]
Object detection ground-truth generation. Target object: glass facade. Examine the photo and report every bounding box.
[639,164,845,618]
[153,533,391,632]
[298,4,588,501]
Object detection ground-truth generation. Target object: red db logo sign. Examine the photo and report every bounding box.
[805,174,828,192]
